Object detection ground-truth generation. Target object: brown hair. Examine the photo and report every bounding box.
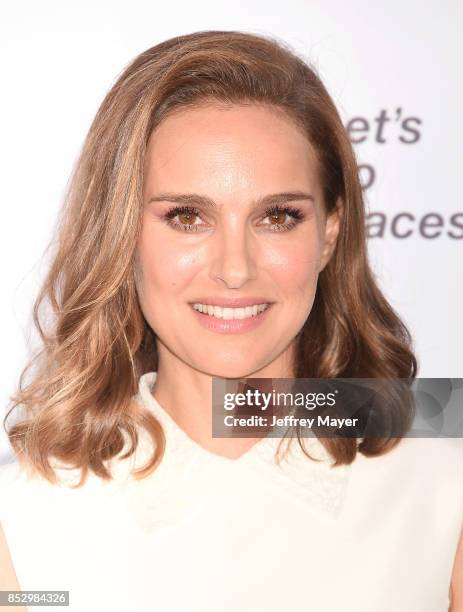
[3,30,417,486]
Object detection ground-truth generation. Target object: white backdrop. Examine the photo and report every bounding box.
[1,0,462,460]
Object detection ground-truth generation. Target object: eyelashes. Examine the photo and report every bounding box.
[161,204,305,233]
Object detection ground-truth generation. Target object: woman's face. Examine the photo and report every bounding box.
[136,103,340,378]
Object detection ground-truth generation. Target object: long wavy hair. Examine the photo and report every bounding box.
[3,30,417,487]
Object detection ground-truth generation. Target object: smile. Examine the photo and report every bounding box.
[189,302,273,334]
[191,303,270,320]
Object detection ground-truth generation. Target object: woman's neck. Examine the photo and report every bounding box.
[151,343,295,459]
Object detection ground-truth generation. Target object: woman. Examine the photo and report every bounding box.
[1,30,462,611]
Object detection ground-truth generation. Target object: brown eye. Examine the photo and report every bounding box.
[178,211,198,225]
[261,205,304,232]
[269,211,287,225]
[163,205,207,233]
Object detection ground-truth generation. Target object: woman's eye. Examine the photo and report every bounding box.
[178,211,198,225]
[163,206,206,232]
[261,206,304,232]
[264,210,289,226]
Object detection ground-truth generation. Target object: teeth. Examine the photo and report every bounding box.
[192,303,270,319]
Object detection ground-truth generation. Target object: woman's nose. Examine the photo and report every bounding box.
[209,226,258,289]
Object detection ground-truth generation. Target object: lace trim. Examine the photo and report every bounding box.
[120,372,352,533]
[246,434,351,519]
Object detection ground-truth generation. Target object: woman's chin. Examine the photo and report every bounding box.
[195,359,271,380]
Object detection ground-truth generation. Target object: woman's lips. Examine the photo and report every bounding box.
[188,296,273,308]
[190,303,273,334]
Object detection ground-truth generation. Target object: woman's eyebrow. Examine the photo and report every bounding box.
[147,191,315,209]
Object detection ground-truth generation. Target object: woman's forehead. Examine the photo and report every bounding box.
[144,103,321,199]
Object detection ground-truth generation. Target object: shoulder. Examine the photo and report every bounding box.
[0,459,54,525]
[352,437,463,515]
[395,437,463,479]
[0,457,107,521]
[0,460,27,508]
[401,438,463,503]
[0,458,22,482]
[356,436,463,475]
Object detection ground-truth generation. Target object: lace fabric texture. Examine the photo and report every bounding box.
[118,372,352,533]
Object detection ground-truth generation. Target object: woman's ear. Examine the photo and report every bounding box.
[319,197,343,272]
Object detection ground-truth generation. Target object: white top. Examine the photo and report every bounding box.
[0,371,462,612]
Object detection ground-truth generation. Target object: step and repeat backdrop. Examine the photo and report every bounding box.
[1,0,461,460]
